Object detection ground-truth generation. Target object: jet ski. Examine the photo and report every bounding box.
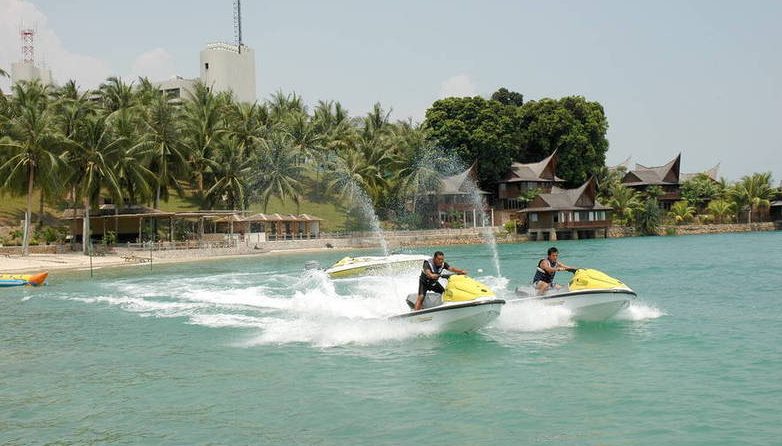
[390,274,505,333]
[325,254,429,279]
[510,269,636,321]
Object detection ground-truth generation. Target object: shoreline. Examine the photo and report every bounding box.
[0,223,777,275]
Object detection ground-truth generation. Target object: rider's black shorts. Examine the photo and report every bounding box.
[418,278,445,296]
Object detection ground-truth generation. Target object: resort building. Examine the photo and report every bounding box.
[495,151,566,224]
[420,163,494,228]
[621,154,720,210]
[152,76,198,102]
[519,177,612,241]
[200,42,256,103]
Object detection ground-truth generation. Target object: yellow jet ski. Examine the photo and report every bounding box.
[325,254,429,278]
[512,269,636,321]
[391,274,505,333]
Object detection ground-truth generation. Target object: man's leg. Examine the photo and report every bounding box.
[535,281,549,295]
[414,294,425,311]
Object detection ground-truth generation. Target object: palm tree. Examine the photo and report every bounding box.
[205,138,254,210]
[607,184,641,224]
[707,200,735,224]
[635,198,661,236]
[109,107,154,205]
[252,133,305,212]
[97,76,135,112]
[65,114,124,253]
[141,94,186,210]
[0,81,61,255]
[181,82,225,196]
[668,201,696,225]
[729,172,774,223]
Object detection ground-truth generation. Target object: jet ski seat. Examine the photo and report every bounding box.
[405,292,443,310]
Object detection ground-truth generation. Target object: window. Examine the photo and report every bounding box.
[204,63,209,70]
[553,213,559,223]
[530,213,538,222]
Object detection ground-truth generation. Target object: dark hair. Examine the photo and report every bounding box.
[433,251,445,258]
[547,247,558,256]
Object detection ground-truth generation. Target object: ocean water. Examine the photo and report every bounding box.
[1,232,781,445]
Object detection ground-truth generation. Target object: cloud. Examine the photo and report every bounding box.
[0,0,111,90]
[129,47,177,82]
[439,74,477,98]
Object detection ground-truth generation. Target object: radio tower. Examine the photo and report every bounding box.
[21,27,35,63]
[233,0,243,53]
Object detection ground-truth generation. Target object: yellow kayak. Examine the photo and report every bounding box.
[0,271,49,287]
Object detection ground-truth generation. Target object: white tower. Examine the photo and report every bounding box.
[11,27,53,86]
[198,0,256,103]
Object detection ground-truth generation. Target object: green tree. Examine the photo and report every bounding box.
[668,201,696,225]
[635,197,661,236]
[729,172,774,223]
[424,96,522,188]
[706,200,735,224]
[517,96,609,187]
[680,173,722,208]
[490,88,523,107]
[252,133,305,212]
[0,81,62,255]
[206,138,253,210]
[142,94,186,210]
[608,184,641,224]
[66,114,124,253]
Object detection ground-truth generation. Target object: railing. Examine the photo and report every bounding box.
[559,220,613,229]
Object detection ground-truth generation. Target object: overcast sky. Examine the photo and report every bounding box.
[1,0,780,181]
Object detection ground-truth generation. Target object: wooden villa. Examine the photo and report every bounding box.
[420,163,494,228]
[519,177,612,241]
[621,154,720,210]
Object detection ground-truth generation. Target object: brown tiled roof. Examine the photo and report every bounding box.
[435,162,489,195]
[501,150,565,183]
[622,154,681,186]
[520,177,612,212]
[680,163,720,182]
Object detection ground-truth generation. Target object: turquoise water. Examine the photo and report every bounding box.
[2,232,781,445]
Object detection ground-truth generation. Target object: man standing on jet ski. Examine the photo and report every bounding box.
[533,247,579,294]
[413,251,468,310]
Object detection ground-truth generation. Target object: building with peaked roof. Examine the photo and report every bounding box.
[519,177,612,240]
[497,151,566,211]
[622,154,721,210]
[419,163,494,228]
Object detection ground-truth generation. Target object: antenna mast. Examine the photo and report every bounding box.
[233,0,243,52]
[21,27,35,63]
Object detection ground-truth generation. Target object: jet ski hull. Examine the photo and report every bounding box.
[511,289,636,321]
[391,299,505,333]
[326,255,428,278]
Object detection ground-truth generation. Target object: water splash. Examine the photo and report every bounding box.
[614,302,666,321]
[329,171,389,255]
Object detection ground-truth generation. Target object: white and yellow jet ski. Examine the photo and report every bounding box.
[510,269,636,321]
[390,274,505,333]
[325,254,429,279]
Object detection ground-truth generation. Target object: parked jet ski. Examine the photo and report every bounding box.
[510,269,636,321]
[325,254,429,278]
[390,274,505,333]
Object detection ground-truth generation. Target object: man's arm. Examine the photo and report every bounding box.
[447,265,468,275]
[540,259,558,274]
[556,262,578,272]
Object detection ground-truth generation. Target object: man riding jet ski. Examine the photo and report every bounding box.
[390,251,505,333]
[511,247,637,321]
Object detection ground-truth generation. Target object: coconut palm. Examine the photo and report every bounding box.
[729,172,774,223]
[181,82,225,196]
[252,133,305,212]
[707,200,735,224]
[97,76,135,112]
[668,201,696,225]
[205,138,254,210]
[65,114,125,253]
[109,107,155,205]
[0,81,62,255]
[141,94,186,210]
[607,184,641,224]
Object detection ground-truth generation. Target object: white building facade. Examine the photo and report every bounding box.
[199,43,256,103]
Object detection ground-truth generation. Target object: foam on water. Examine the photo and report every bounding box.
[492,300,576,331]
[614,302,666,321]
